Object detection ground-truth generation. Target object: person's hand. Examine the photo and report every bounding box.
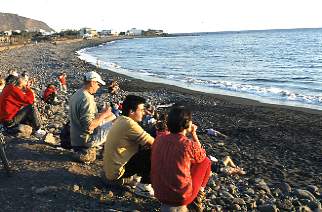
[102,106,112,118]
[190,123,198,135]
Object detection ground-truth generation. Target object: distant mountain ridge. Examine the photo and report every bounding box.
[0,12,54,32]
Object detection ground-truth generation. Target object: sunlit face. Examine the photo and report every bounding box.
[90,81,101,94]
[130,103,145,122]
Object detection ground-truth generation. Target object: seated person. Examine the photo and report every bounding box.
[151,105,212,212]
[0,76,46,137]
[43,84,58,105]
[148,112,169,138]
[103,95,155,198]
[69,71,116,164]
[107,80,119,95]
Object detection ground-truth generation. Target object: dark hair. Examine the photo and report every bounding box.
[167,105,192,133]
[122,95,146,116]
[5,75,18,85]
[155,112,168,131]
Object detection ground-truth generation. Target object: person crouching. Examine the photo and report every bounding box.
[151,105,212,212]
[0,76,46,137]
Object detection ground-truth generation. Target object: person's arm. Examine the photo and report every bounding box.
[88,107,114,132]
[12,86,35,104]
[189,124,202,147]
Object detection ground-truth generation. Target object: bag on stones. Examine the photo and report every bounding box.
[60,122,71,149]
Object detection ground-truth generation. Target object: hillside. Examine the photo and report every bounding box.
[0,12,53,32]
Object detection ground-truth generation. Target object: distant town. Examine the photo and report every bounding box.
[0,27,168,46]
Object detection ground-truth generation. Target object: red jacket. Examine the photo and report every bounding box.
[0,84,35,122]
[58,75,66,85]
[43,86,57,102]
[151,133,206,206]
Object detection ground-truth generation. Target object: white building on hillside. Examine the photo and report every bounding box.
[126,28,143,36]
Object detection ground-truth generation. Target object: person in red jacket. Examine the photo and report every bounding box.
[0,76,45,136]
[151,105,211,212]
[57,72,67,92]
[43,84,58,105]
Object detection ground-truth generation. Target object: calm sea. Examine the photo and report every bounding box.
[77,29,322,110]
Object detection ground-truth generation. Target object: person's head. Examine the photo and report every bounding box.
[21,71,29,81]
[15,76,28,89]
[167,105,192,134]
[83,71,106,94]
[47,83,56,89]
[122,95,146,122]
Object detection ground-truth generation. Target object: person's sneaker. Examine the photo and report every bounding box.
[134,183,154,198]
[103,175,140,189]
[34,129,47,138]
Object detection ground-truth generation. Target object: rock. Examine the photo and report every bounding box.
[17,124,33,138]
[298,206,313,212]
[233,198,246,205]
[44,133,57,145]
[294,189,316,201]
[73,184,80,192]
[34,186,58,194]
[220,190,235,200]
[245,188,255,195]
[232,204,242,210]
[257,204,279,212]
[256,179,271,194]
[307,185,319,194]
[278,182,292,195]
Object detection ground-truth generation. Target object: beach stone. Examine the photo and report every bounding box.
[245,188,255,195]
[256,180,271,194]
[307,185,319,194]
[257,204,279,212]
[295,189,316,201]
[221,190,234,200]
[17,124,33,138]
[298,206,313,212]
[73,184,80,192]
[302,199,321,210]
[34,186,58,194]
[44,133,57,145]
[233,198,246,205]
[278,182,292,195]
[232,204,242,211]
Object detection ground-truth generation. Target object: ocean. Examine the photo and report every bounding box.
[77,28,322,110]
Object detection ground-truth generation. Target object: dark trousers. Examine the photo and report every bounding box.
[122,148,151,184]
[4,104,41,131]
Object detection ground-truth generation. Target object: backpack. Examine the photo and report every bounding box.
[60,122,72,149]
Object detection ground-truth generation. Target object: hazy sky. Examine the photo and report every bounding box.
[2,0,322,33]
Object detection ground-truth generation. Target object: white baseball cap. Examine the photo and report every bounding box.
[84,71,106,85]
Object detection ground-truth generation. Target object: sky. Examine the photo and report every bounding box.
[1,0,322,33]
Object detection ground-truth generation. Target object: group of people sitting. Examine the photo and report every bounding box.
[68,71,217,211]
[0,69,244,211]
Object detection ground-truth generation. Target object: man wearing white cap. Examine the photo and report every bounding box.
[69,71,116,163]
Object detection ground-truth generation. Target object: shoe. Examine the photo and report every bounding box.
[73,148,96,164]
[134,183,154,198]
[104,175,140,189]
[34,129,47,138]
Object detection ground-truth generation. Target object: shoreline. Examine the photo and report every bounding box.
[77,36,322,114]
[0,37,321,211]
